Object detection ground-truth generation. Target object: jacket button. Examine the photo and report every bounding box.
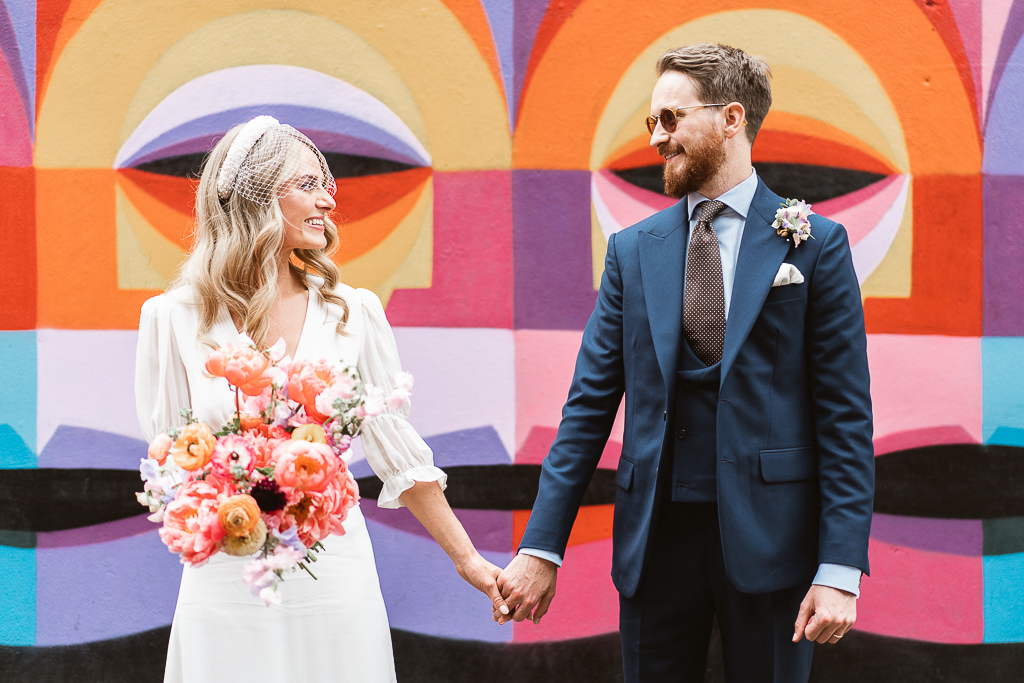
[677,429,687,440]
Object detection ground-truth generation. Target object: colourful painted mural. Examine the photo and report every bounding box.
[1,0,1023,680]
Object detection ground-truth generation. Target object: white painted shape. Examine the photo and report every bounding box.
[850,174,910,284]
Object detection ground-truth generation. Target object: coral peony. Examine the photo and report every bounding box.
[218,494,262,537]
[287,471,359,546]
[148,433,173,464]
[287,359,336,422]
[159,479,226,566]
[291,423,327,444]
[211,434,257,478]
[273,440,339,493]
[171,423,217,471]
[205,344,273,397]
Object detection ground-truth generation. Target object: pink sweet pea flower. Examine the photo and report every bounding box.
[273,440,340,493]
[314,376,357,417]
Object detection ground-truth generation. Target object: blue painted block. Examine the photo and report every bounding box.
[0,545,35,645]
[981,337,1024,445]
[0,330,36,467]
[984,552,1024,642]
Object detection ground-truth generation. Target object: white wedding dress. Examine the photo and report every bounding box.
[135,279,446,683]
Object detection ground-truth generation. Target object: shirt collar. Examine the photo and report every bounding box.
[686,168,759,221]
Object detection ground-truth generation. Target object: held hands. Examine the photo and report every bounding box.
[455,551,511,619]
[493,554,558,625]
[793,585,857,644]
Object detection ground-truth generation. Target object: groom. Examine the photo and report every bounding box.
[496,44,874,681]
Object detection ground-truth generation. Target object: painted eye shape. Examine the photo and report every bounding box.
[111,65,433,289]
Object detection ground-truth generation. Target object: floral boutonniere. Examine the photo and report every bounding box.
[771,198,814,248]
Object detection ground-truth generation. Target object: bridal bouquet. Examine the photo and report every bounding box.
[137,335,413,605]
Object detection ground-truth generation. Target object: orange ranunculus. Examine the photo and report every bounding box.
[291,423,327,444]
[287,359,336,422]
[218,494,262,537]
[148,433,173,464]
[171,422,217,471]
[273,440,339,493]
[205,344,272,397]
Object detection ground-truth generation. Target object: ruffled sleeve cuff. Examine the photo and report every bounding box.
[360,412,447,509]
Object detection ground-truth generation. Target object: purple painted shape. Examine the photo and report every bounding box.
[512,0,550,127]
[0,2,30,129]
[36,514,156,549]
[986,2,1024,123]
[870,513,983,557]
[984,31,1024,173]
[119,106,427,169]
[983,174,1024,335]
[513,170,597,330]
[35,529,181,645]
[349,426,511,479]
[128,131,422,170]
[365,516,512,642]
[37,426,147,470]
[361,505,511,553]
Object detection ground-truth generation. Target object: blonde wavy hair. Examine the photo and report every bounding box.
[172,123,349,348]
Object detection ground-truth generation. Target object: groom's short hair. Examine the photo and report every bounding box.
[657,44,772,144]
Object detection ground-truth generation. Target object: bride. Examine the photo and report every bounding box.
[135,116,508,682]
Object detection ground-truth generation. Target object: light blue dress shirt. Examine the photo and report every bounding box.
[521,169,862,597]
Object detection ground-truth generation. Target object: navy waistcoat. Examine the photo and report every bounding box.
[670,340,722,502]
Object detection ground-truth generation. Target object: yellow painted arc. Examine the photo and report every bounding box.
[120,10,428,154]
[860,182,913,300]
[37,0,510,170]
[115,185,187,290]
[592,9,908,173]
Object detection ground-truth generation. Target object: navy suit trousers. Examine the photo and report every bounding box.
[619,502,814,683]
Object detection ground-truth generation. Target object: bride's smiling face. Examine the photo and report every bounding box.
[278,145,336,252]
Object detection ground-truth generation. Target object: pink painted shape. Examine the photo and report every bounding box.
[0,47,32,166]
[513,538,618,642]
[517,425,621,470]
[515,330,624,468]
[815,175,905,246]
[594,169,675,228]
[387,171,513,328]
[947,0,983,117]
[874,425,979,455]
[982,0,1016,118]
[867,334,983,446]
[857,538,984,643]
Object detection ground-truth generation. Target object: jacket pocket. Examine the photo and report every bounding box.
[616,457,635,491]
[759,447,817,482]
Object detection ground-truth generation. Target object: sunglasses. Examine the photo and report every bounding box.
[645,104,726,135]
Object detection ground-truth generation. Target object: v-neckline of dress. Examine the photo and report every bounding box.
[215,285,316,360]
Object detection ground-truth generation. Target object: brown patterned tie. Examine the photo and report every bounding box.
[683,200,728,365]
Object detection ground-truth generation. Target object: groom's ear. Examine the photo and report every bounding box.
[722,102,747,141]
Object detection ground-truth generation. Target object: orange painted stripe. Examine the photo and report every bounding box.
[512,504,614,551]
[116,171,195,249]
[334,169,432,263]
[0,167,37,329]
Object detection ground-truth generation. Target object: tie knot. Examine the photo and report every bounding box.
[696,200,727,225]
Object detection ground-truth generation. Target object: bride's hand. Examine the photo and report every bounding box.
[456,552,510,618]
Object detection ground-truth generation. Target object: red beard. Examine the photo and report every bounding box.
[662,126,726,199]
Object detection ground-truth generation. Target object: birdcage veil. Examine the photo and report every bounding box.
[216,116,337,205]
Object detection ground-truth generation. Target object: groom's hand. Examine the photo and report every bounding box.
[793,585,857,644]
[494,554,557,625]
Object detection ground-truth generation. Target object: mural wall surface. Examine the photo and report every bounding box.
[1,0,1023,680]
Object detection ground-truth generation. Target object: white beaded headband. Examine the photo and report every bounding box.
[215,115,280,200]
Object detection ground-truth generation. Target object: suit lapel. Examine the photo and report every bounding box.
[639,200,689,389]
[720,180,791,384]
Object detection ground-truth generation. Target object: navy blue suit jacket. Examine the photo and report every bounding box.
[520,180,874,598]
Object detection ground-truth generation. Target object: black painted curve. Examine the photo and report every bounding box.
[3,626,1024,682]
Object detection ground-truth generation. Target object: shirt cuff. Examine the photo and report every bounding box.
[813,563,862,598]
[518,547,563,568]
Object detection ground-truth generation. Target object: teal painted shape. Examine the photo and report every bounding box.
[982,337,1024,444]
[0,545,35,645]
[984,552,1024,642]
[0,330,36,468]
[984,517,1024,556]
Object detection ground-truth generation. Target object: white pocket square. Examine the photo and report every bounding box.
[772,263,804,287]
